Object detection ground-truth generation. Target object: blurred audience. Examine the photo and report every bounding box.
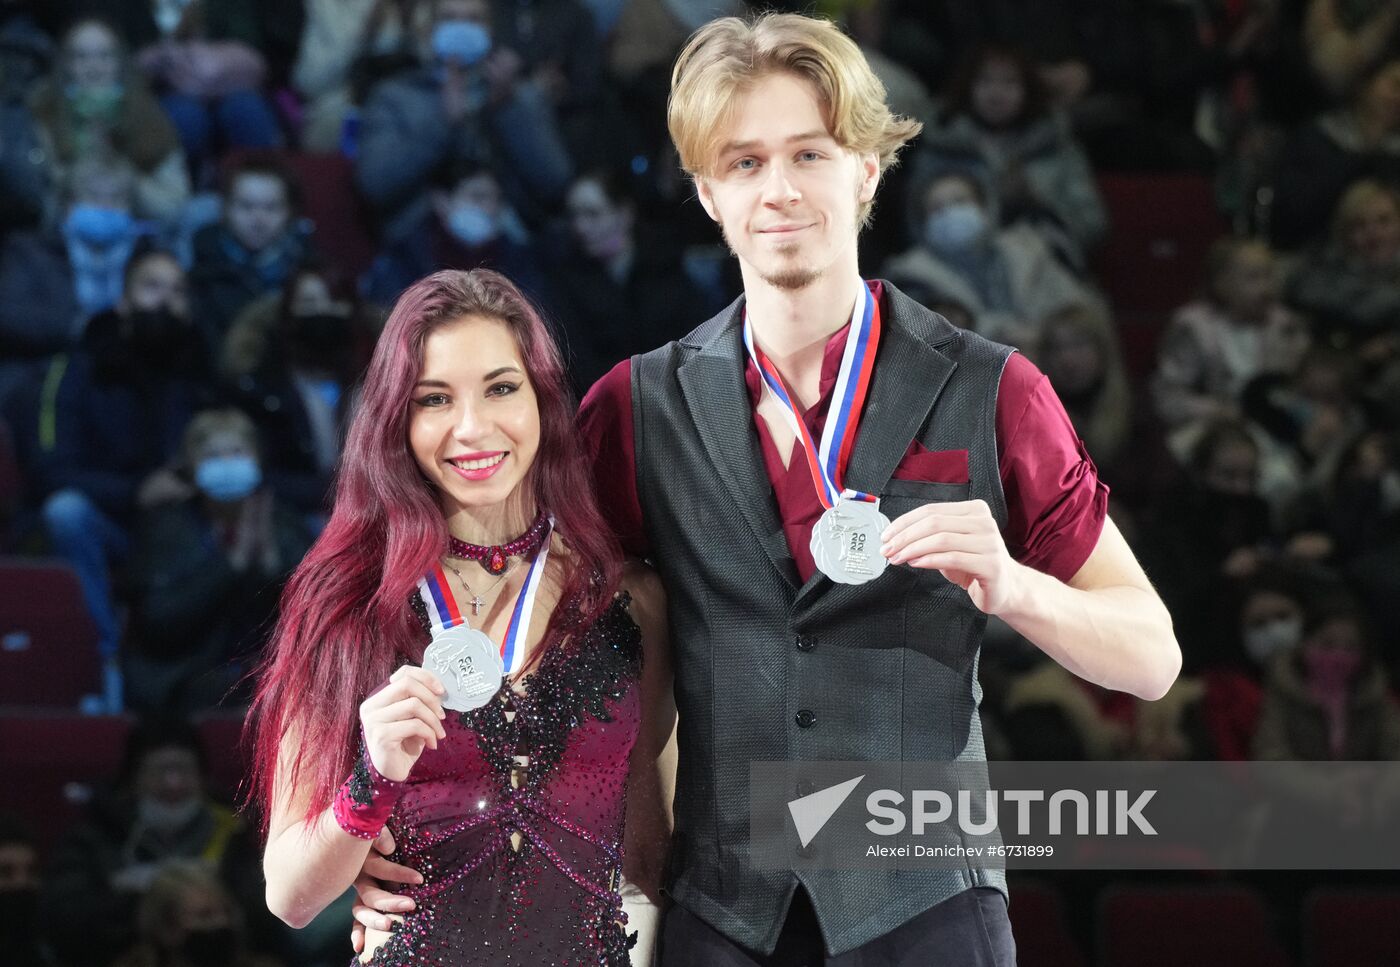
[548,168,704,390]
[354,0,574,238]
[0,816,57,965]
[190,153,310,354]
[363,159,543,308]
[221,264,371,515]
[1287,178,1400,360]
[1271,56,1400,250]
[883,170,1101,348]
[127,408,313,715]
[1153,237,1310,464]
[38,720,265,967]
[111,859,282,967]
[910,43,1106,268]
[31,17,190,225]
[11,249,208,701]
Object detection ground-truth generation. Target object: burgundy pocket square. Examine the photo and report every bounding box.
[892,446,969,484]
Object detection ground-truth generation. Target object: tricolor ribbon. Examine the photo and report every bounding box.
[417,517,554,677]
[742,280,882,509]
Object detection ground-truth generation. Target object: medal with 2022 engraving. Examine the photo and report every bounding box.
[745,279,889,585]
[810,496,891,585]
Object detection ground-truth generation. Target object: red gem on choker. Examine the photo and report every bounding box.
[447,512,549,575]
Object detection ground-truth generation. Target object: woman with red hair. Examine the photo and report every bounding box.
[249,269,674,965]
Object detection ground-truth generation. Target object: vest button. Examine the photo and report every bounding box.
[795,634,817,652]
[797,779,817,797]
[795,709,816,729]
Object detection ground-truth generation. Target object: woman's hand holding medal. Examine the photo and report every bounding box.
[359,666,449,783]
[880,499,1024,616]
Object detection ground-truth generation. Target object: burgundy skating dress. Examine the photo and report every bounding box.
[355,590,642,966]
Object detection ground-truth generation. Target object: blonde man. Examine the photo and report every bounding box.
[353,13,1179,965]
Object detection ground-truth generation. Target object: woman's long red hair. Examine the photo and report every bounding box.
[246,269,621,831]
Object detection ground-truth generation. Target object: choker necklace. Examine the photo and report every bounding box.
[447,511,550,575]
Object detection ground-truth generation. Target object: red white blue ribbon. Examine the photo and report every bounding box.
[417,517,554,677]
[742,280,882,509]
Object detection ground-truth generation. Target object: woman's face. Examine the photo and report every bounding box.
[408,315,540,521]
[65,22,121,90]
[1362,61,1400,129]
[1218,245,1277,322]
[971,57,1025,128]
[567,179,631,261]
[1344,193,1400,267]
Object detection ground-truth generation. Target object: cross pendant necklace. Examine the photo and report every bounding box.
[444,557,510,616]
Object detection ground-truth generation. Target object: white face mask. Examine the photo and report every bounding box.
[136,796,202,832]
[1243,615,1303,665]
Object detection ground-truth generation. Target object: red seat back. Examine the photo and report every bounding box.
[1304,888,1400,967]
[1099,883,1291,967]
[0,711,132,848]
[1009,879,1087,967]
[0,558,100,706]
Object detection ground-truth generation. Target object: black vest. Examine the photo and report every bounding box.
[631,283,1015,955]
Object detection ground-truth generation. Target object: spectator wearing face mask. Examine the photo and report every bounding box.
[221,264,375,516]
[362,160,545,308]
[883,170,1101,349]
[354,0,574,239]
[0,817,58,965]
[548,168,707,390]
[189,154,310,355]
[126,408,313,714]
[112,860,280,967]
[0,151,160,351]
[1254,601,1400,760]
[1031,304,1132,480]
[10,249,210,710]
[29,18,191,226]
[909,44,1106,270]
[38,721,268,967]
[1288,179,1400,363]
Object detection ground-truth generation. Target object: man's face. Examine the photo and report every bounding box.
[225,173,292,253]
[136,746,202,806]
[696,72,878,292]
[435,0,489,28]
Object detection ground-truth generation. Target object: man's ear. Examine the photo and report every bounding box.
[857,151,880,206]
[694,176,720,223]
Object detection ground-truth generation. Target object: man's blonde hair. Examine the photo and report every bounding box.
[668,13,922,223]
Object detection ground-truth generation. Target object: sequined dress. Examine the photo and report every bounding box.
[356,592,642,966]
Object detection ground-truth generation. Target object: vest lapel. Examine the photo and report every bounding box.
[678,311,801,590]
[793,287,960,617]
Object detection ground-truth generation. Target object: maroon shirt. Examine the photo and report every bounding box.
[577,286,1109,585]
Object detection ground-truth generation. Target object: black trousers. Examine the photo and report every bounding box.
[657,886,1017,966]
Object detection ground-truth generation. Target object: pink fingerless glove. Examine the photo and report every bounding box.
[332,740,407,840]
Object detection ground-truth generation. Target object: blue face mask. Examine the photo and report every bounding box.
[432,20,491,66]
[925,203,988,254]
[195,455,262,502]
[446,203,497,246]
[65,204,134,247]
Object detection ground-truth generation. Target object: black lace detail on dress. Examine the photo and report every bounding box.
[348,740,374,807]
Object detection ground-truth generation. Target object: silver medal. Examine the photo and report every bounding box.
[811,497,891,585]
[422,625,504,711]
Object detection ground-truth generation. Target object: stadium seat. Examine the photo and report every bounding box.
[1304,887,1400,967]
[0,557,100,706]
[1094,173,1230,382]
[282,151,378,278]
[194,710,251,803]
[0,711,132,848]
[1098,882,1291,967]
[1008,878,1087,967]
